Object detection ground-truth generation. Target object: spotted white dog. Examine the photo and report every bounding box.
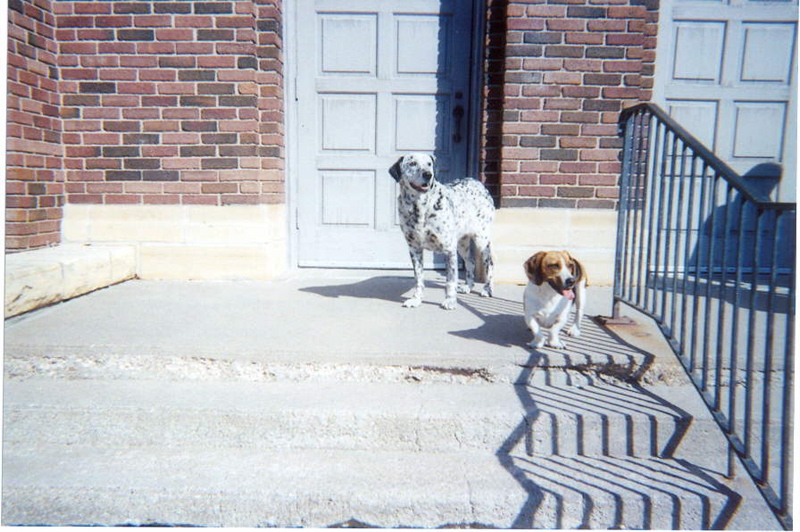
[389,153,494,310]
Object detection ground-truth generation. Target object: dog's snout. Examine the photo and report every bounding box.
[422,170,433,181]
[564,277,576,289]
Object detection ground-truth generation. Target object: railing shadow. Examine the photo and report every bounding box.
[455,292,743,529]
[297,279,743,528]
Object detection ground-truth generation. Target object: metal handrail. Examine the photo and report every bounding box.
[614,103,795,529]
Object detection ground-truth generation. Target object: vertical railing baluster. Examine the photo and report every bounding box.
[643,118,663,313]
[614,111,636,317]
[689,162,710,374]
[759,210,779,485]
[669,142,689,346]
[715,184,733,412]
[701,174,720,394]
[632,111,649,308]
[633,114,652,312]
[729,196,747,447]
[743,207,764,462]
[623,113,639,305]
[680,154,699,362]
[779,211,795,517]
[660,133,680,333]
[651,129,672,321]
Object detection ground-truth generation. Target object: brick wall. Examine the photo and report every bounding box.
[7,0,64,250]
[8,0,660,254]
[482,0,658,209]
[55,0,284,207]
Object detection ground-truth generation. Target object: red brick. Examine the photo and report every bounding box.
[117,82,156,94]
[526,5,567,17]
[136,15,174,27]
[74,2,112,15]
[139,70,177,82]
[156,29,194,40]
[174,15,214,28]
[182,195,218,205]
[95,16,132,27]
[143,194,180,204]
[608,6,645,19]
[106,194,142,204]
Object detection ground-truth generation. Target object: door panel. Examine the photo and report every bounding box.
[655,0,798,201]
[295,0,474,267]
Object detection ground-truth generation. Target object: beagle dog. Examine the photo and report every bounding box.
[523,250,588,349]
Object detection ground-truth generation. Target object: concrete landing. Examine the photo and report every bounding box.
[2,271,783,529]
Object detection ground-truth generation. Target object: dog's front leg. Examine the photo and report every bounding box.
[526,315,546,349]
[441,248,458,310]
[547,311,569,349]
[567,282,586,337]
[403,247,425,308]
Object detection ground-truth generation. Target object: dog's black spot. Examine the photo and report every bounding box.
[434,196,443,211]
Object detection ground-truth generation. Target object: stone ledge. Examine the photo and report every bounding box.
[5,244,137,318]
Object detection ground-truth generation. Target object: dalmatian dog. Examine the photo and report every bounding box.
[389,152,495,310]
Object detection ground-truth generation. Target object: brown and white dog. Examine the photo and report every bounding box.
[523,250,588,349]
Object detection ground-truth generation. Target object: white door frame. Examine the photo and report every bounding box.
[283,0,487,269]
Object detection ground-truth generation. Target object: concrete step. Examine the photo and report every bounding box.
[3,378,525,453]
[6,373,732,465]
[3,443,776,529]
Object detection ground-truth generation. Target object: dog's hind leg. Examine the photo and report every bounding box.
[457,237,475,294]
[403,246,425,308]
[476,240,494,298]
[441,248,458,310]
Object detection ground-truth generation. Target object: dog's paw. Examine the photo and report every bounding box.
[479,286,492,298]
[457,285,471,294]
[440,298,457,310]
[567,324,581,337]
[547,338,567,349]
[403,297,422,308]
[529,336,546,349]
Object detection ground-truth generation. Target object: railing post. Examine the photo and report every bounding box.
[613,108,636,319]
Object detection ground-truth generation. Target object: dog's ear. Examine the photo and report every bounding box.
[566,252,588,285]
[430,153,437,167]
[389,157,404,182]
[524,252,545,285]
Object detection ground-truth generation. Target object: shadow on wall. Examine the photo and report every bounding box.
[689,163,794,277]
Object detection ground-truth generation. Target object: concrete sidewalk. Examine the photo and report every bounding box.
[2,271,783,529]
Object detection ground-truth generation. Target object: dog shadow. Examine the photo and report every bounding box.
[298,275,418,304]
[298,274,485,310]
[300,275,532,346]
[447,291,530,348]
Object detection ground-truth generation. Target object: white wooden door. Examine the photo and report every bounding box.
[293,0,475,267]
[654,0,798,201]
